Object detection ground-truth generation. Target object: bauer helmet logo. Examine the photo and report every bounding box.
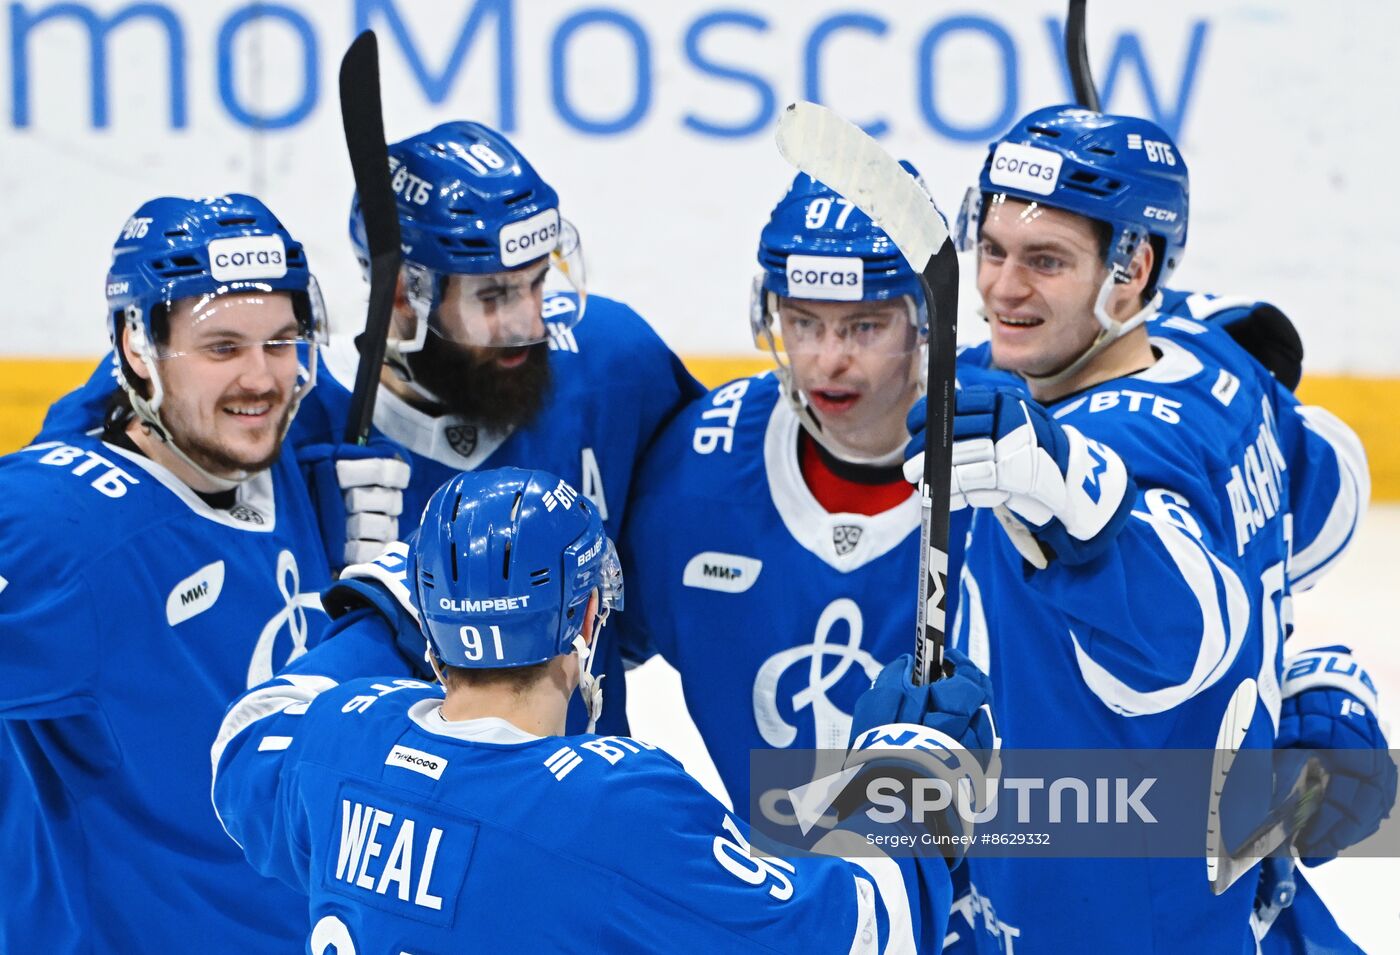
[499,208,560,268]
[208,235,288,282]
[785,254,864,301]
[988,142,1062,197]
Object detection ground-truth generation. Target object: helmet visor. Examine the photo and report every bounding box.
[758,291,923,357]
[147,278,327,398]
[397,219,587,351]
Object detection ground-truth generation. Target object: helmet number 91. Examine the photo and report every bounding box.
[460,143,507,176]
[805,197,855,231]
[459,625,506,661]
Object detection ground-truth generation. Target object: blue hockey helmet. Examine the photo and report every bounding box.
[415,468,623,672]
[756,167,927,306]
[104,194,327,483]
[958,105,1189,294]
[106,193,324,349]
[349,121,586,353]
[752,167,931,356]
[751,168,933,463]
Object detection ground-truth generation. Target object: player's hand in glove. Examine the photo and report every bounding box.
[1275,645,1397,866]
[850,649,998,756]
[839,650,998,866]
[300,439,411,568]
[318,538,436,682]
[905,387,1137,566]
[1207,300,1304,393]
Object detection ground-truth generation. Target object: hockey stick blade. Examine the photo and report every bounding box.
[1065,0,1102,111]
[340,30,402,446]
[774,102,957,686]
[1209,757,1329,895]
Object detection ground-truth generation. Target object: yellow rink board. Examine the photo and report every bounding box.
[2,356,1395,500]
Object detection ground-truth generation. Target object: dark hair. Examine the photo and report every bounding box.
[440,659,551,696]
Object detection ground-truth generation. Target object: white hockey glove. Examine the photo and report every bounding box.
[905,387,1136,565]
[301,440,412,568]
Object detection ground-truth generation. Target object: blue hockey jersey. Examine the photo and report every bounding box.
[0,434,333,952]
[211,613,953,953]
[1153,290,1368,592]
[949,334,1297,952]
[37,292,703,738]
[291,293,703,544]
[615,372,929,807]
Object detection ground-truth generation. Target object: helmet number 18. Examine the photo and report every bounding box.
[460,624,506,662]
[459,142,507,176]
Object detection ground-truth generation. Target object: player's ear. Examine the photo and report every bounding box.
[580,590,600,646]
[1127,240,1154,296]
[1108,241,1155,321]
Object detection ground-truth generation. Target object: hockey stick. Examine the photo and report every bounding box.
[1205,679,1330,895]
[339,30,402,445]
[1065,0,1102,111]
[774,101,957,686]
[1210,757,1329,895]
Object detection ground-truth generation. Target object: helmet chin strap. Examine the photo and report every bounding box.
[571,618,606,734]
[1017,275,1162,392]
[383,338,449,407]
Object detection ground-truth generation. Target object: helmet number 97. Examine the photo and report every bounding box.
[460,143,507,176]
[459,625,506,661]
[805,197,855,231]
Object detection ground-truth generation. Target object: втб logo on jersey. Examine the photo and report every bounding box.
[682,552,762,593]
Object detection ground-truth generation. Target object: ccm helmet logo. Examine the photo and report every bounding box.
[499,207,560,268]
[988,142,1062,197]
[785,254,864,301]
[1143,206,1178,223]
[208,235,288,282]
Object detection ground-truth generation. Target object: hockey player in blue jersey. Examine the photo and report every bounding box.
[900,105,1393,952]
[294,120,702,563]
[212,466,997,953]
[39,121,702,734]
[612,167,978,810]
[0,195,337,952]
